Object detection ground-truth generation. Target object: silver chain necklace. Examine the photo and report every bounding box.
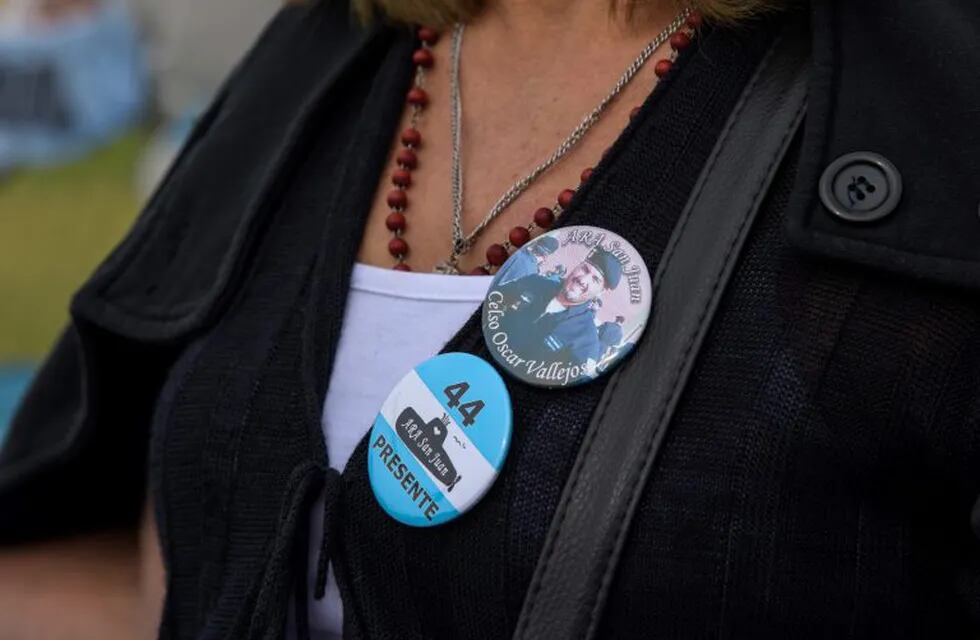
[434,8,691,274]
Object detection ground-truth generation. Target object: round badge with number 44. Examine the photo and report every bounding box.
[367,352,513,527]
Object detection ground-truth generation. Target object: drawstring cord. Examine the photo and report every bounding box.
[294,490,314,640]
[240,461,345,640]
[314,467,344,600]
[248,460,323,639]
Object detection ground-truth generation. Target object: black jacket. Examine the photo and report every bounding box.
[2,2,979,639]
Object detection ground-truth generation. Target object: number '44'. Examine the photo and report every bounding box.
[443,382,485,427]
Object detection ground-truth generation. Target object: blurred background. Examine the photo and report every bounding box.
[0,0,280,442]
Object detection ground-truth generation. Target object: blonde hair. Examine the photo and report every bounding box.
[350,0,784,27]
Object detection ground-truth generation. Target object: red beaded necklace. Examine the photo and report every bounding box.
[385,12,702,274]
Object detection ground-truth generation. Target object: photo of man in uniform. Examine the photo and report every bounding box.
[494,247,623,376]
[497,235,560,285]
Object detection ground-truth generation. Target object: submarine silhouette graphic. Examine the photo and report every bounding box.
[395,407,463,492]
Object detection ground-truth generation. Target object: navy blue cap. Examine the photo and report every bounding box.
[586,248,623,289]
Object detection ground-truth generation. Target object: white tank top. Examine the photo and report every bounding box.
[296,263,492,639]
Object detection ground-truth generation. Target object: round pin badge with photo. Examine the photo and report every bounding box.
[482,225,652,388]
[367,353,512,527]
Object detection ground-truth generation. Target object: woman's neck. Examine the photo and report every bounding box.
[485,0,680,45]
[358,0,686,272]
[462,0,681,102]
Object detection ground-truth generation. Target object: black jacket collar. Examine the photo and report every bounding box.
[71,3,389,342]
[786,0,980,289]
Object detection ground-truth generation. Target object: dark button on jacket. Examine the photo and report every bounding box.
[819,151,903,222]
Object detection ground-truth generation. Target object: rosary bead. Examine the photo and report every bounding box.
[508,226,531,247]
[396,148,418,169]
[407,87,429,107]
[670,31,692,50]
[401,128,422,147]
[392,169,412,187]
[393,263,412,272]
[412,48,434,68]
[469,266,490,276]
[389,237,409,257]
[386,189,408,209]
[486,243,509,267]
[385,211,407,231]
[418,27,439,45]
[654,59,673,78]
[557,189,576,209]
[686,12,703,29]
[533,207,556,229]
[580,167,594,183]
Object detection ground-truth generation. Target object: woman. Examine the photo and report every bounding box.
[2,0,979,638]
